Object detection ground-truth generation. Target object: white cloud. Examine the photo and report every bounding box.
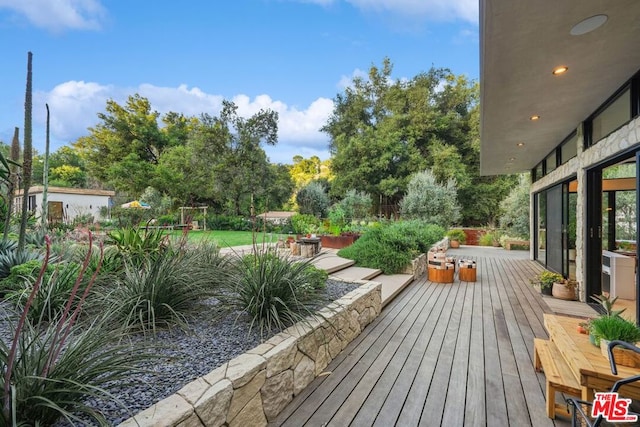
[290,0,478,24]
[35,81,334,161]
[0,0,106,32]
[337,68,368,90]
[347,0,477,23]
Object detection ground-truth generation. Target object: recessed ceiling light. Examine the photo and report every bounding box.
[553,66,568,75]
[509,157,516,161]
[530,115,540,121]
[517,142,525,147]
[571,15,608,36]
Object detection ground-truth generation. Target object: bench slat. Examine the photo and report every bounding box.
[534,338,581,418]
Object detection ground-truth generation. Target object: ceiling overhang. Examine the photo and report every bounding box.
[479,0,640,176]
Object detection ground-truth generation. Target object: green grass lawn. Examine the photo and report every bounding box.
[168,230,289,248]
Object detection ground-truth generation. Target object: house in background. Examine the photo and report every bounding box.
[480,1,640,321]
[15,186,115,224]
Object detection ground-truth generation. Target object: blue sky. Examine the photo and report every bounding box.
[0,0,479,164]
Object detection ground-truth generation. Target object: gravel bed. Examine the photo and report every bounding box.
[39,278,360,426]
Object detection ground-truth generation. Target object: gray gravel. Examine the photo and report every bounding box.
[46,278,359,426]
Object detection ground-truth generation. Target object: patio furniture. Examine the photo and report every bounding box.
[566,340,640,426]
[540,314,640,418]
[533,338,581,418]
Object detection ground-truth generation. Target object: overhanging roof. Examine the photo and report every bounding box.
[480,0,640,176]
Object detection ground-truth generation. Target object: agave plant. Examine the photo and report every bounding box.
[0,247,42,280]
[107,226,168,266]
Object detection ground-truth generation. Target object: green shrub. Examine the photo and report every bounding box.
[6,262,83,323]
[206,215,250,231]
[101,248,219,333]
[0,259,44,294]
[296,181,330,218]
[291,213,322,235]
[338,221,444,274]
[218,250,325,337]
[478,231,499,246]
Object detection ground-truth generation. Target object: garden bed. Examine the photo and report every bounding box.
[35,279,363,426]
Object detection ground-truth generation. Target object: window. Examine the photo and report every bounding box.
[590,88,631,144]
[545,151,557,174]
[534,163,543,181]
[560,132,577,164]
[28,195,36,212]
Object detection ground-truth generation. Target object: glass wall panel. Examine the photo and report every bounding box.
[592,88,631,143]
[561,133,577,164]
[537,192,546,264]
[546,151,557,173]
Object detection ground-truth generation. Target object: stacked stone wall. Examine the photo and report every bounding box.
[119,280,382,427]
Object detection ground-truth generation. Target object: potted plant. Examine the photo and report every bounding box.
[552,278,578,300]
[530,270,563,296]
[590,315,640,367]
[446,229,466,248]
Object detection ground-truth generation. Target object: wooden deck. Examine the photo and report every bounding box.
[272,247,572,426]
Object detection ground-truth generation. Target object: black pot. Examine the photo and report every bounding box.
[541,286,553,296]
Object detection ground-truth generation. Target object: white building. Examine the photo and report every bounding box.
[15,186,115,223]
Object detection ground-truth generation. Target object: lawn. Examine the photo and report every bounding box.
[168,230,288,248]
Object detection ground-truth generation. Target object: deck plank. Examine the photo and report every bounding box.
[272,247,572,427]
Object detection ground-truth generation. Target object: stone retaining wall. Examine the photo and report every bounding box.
[119,280,382,427]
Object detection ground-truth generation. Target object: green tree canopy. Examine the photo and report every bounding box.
[324,57,516,224]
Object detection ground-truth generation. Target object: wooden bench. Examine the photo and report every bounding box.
[533,338,581,418]
[504,239,530,250]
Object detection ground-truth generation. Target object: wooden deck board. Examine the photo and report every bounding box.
[272,248,571,427]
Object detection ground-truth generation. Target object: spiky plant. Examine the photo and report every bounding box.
[218,250,325,337]
[102,246,218,334]
[0,233,154,426]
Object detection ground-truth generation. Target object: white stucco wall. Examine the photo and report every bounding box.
[16,187,114,223]
[36,192,112,222]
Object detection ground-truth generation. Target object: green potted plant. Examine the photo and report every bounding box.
[530,270,563,296]
[446,229,466,248]
[552,278,578,300]
[590,315,640,366]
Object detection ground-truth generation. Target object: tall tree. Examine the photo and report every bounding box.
[74,94,190,195]
[324,58,516,224]
[18,51,32,251]
[212,101,278,215]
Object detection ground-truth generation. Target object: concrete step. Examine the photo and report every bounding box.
[330,266,382,281]
[377,273,415,307]
[310,252,355,274]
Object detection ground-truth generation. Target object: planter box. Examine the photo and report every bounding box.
[320,234,360,249]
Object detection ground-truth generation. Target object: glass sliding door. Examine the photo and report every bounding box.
[546,185,564,274]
